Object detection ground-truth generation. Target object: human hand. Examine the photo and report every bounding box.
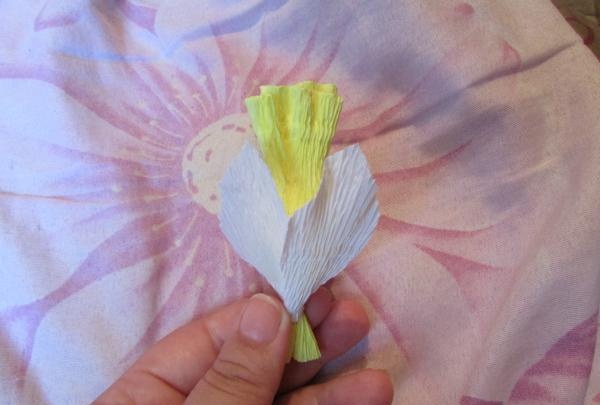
[92,287,393,405]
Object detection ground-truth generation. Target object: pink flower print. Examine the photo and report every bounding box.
[507,313,597,404]
[0,11,348,391]
[2,4,562,404]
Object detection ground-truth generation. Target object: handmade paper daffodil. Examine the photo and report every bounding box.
[218,82,379,362]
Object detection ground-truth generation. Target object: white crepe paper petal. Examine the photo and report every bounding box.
[218,143,379,320]
[280,144,379,316]
[218,143,288,289]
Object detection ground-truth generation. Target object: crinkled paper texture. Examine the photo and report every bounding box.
[218,144,379,319]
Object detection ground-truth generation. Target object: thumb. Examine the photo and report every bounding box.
[185,294,291,405]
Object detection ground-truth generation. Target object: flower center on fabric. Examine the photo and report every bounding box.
[182,113,252,214]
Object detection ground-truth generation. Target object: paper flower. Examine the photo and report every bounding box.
[218,82,380,362]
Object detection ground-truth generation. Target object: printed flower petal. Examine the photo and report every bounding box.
[507,313,597,404]
[34,0,83,31]
[154,0,287,51]
[116,0,157,33]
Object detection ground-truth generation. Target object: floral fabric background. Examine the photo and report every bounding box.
[1,1,600,404]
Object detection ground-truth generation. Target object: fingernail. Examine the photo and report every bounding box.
[239,294,283,344]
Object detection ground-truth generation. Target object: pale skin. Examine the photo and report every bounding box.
[93,287,394,405]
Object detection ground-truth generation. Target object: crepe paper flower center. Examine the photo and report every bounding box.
[245,81,343,215]
[182,113,252,214]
